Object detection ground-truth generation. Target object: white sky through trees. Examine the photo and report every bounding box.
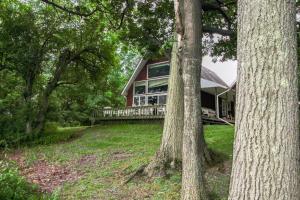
[202,56,237,86]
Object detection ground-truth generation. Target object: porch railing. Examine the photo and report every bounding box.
[92,105,167,120]
[90,105,236,125]
[91,105,226,121]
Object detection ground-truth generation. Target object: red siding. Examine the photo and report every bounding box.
[125,58,169,107]
[126,85,133,107]
[135,65,147,81]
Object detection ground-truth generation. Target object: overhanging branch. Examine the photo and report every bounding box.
[202,2,232,28]
[40,0,99,17]
[203,26,234,36]
[40,0,129,30]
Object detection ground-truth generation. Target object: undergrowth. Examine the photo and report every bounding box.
[0,159,59,200]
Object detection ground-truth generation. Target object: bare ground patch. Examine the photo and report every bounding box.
[77,154,97,166]
[207,160,232,175]
[111,150,133,160]
[9,152,82,192]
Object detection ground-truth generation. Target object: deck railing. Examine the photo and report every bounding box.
[92,105,167,120]
[92,105,227,120]
[90,105,235,125]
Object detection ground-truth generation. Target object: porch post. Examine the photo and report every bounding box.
[215,88,219,117]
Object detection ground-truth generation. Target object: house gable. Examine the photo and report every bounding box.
[122,58,232,108]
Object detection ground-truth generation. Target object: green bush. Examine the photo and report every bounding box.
[43,122,59,134]
[29,126,85,146]
[0,160,58,200]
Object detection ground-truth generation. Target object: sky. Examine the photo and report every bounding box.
[202,55,237,86]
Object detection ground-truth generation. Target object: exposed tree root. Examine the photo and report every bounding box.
[123,164,147,185]
[123,152,173,184]
[123,144,223,185]
[123,146,223,184]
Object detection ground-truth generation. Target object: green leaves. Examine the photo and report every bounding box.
[0,0,126,136]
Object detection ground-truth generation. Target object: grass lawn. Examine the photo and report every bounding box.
[6,124,234,200]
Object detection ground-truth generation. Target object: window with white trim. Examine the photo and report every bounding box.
[133,96,146,106]
[134,81,146,95]
[148,78,168,94]
[158,95,167,105]
[148,95,167,105]
[148,64,170,78]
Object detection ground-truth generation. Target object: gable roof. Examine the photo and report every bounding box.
[121,58,229,96]
[202,67,228,88]
[121,59,148,96]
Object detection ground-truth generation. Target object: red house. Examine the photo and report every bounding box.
[121,58,236,120]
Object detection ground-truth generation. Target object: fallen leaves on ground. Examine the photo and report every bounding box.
[10,152,82,192]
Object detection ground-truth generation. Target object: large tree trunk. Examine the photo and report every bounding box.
[229,0,300,199]
[144,37,184,177]
[180,0,207,199]
[34,49,71,133]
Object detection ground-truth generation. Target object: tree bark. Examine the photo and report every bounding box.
[180,0,207,199]
[229,0,300,199]
[23,82,33,134]
[144,36,184,177]
[23,67,38,134]
[34,49,71,133]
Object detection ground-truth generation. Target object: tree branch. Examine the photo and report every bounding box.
[40,0,99,17]
[40,0,129,30]
[56,80,78,87]
[203,26,234,36]
[202,2,232,28]
[115,0,129,30]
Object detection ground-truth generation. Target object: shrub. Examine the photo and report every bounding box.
[43,122,59,134]
[0,160,58,200]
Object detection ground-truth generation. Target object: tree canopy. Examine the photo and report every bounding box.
[0,0,128,144]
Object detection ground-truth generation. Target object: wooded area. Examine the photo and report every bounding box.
[1,0,299,200]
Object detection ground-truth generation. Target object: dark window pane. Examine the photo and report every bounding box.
[148,85,168,93]
[140,96,146,105]
[148,96,158,105]
[148,79,168,93]
[159,95,167,105]
[148,64,170,78]
[133,97,139,106]
[135,85,145,94]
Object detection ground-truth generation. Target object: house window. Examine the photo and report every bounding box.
[148,64,170,78]
[148,78,168,94]
[148,95,167,105]
[134,81,146,95]
[133,96,146,106]
[140,96,146,105]
[148,96,158,105]
[159,95,167,105]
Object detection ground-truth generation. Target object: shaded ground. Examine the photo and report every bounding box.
[7,124,234,200]
[10,151,82,193]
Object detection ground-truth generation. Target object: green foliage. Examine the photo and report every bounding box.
[32,126,86,145]
[0,0,128,139]
[0,160,57,200]
[0,123,85,149]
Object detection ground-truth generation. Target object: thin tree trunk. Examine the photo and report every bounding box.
[229,0,300,199]
[34,50,71,133]
[180,0,207,199]
[144,36,184,177]
[23,75,34,134]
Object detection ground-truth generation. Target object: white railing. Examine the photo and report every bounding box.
[92,105,223,119]
[93,105,166,119]
[90,105,235,125]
